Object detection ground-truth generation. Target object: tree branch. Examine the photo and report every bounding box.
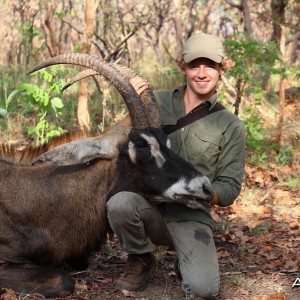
[224,0,242,10]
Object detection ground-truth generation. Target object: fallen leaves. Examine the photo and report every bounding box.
[217,247,230,258]
[244,164,278,188]
[249,291,286,300]
[0,288,44,300]
[213,165,299,297]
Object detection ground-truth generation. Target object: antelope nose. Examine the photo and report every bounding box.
[203,177,214,199]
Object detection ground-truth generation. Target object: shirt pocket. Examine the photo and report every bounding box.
[187,131,221,163]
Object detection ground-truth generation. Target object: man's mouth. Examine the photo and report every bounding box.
[195,81,209,85]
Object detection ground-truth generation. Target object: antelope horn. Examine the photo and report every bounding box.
[112,64,161,128]
[62,69,98,91]
[62,65,161,128]
[27,53,151,129]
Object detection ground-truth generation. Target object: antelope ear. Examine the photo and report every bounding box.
[32,138,116,165]
[33,127,130,166]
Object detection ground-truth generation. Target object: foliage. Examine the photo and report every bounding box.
[0,67,68,145]
[224,37,280,84]
[0,68,24,131]
[224,37,281,108]
[271,143,295,166]
[22,68,68,145]
[243,105,295,167]
[223,37,295,165]
[243,109,267,151]
[279,176,300,188]
[241,106,268,164]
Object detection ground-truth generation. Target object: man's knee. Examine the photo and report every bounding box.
[107,192,147,225]
[108,192,138,211]
[181,270,220,299]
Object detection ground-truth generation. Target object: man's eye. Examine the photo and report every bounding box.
[206,64,216,69]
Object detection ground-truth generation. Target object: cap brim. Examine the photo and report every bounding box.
[183,51,223,63]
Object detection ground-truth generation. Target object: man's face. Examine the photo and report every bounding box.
[182,57,224,99]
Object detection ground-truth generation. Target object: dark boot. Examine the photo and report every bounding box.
[116,253,156,291]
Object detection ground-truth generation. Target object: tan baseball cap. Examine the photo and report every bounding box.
[182,33,225,64]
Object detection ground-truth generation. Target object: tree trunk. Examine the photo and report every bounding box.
[234,76,244,116]
[275,24,286,147]
[242,0,252,36]
[224,0,252,36]
[172,0,197,60]
[289,31,300,63]
[261,0,287,89]
[77,0,100,132]
[196,0,218,32]
[43,0,59,57]
[270,0,286,42]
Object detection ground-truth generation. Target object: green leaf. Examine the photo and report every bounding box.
[17,83,31,93]
[246,139,262,150]
[6,89,20,108]
[51,97,64,109]
[46,128,64,138]
[28,125,37,135]
[0,108,7,117]
[43,94,50,106]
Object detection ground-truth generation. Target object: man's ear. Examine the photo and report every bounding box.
[180,65,187,76]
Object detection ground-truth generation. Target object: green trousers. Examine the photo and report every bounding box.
[107,192,220,299]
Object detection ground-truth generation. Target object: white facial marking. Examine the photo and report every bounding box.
[163,178,187,199]
[128,141,137,164]
[166,139,171,149]
[162,176,210,200]
[140,133,166,168]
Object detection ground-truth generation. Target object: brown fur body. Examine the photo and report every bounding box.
[0,157,113,265]
[0,131,116,264]
[0,131,120,297]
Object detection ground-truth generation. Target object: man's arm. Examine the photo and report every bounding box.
[212,120,246,207]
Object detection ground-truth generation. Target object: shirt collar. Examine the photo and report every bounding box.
[173,85,218,114]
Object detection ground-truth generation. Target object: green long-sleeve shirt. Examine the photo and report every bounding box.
[154,85,246,227]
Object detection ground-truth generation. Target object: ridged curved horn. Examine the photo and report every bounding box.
[27,53,150,129]
[62,69,98,91]
[62,65,161,128]
[112,64,161,128]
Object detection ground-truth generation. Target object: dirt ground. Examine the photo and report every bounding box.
[1,171,299,300]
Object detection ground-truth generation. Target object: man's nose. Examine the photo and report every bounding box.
[196,66,207,78]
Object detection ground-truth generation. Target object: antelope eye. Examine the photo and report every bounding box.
[134,139,149,149]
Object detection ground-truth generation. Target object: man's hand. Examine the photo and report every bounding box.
[210,191,219,206]
[130,77,149,96]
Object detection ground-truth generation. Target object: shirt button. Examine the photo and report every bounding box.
[181,128,185,132]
